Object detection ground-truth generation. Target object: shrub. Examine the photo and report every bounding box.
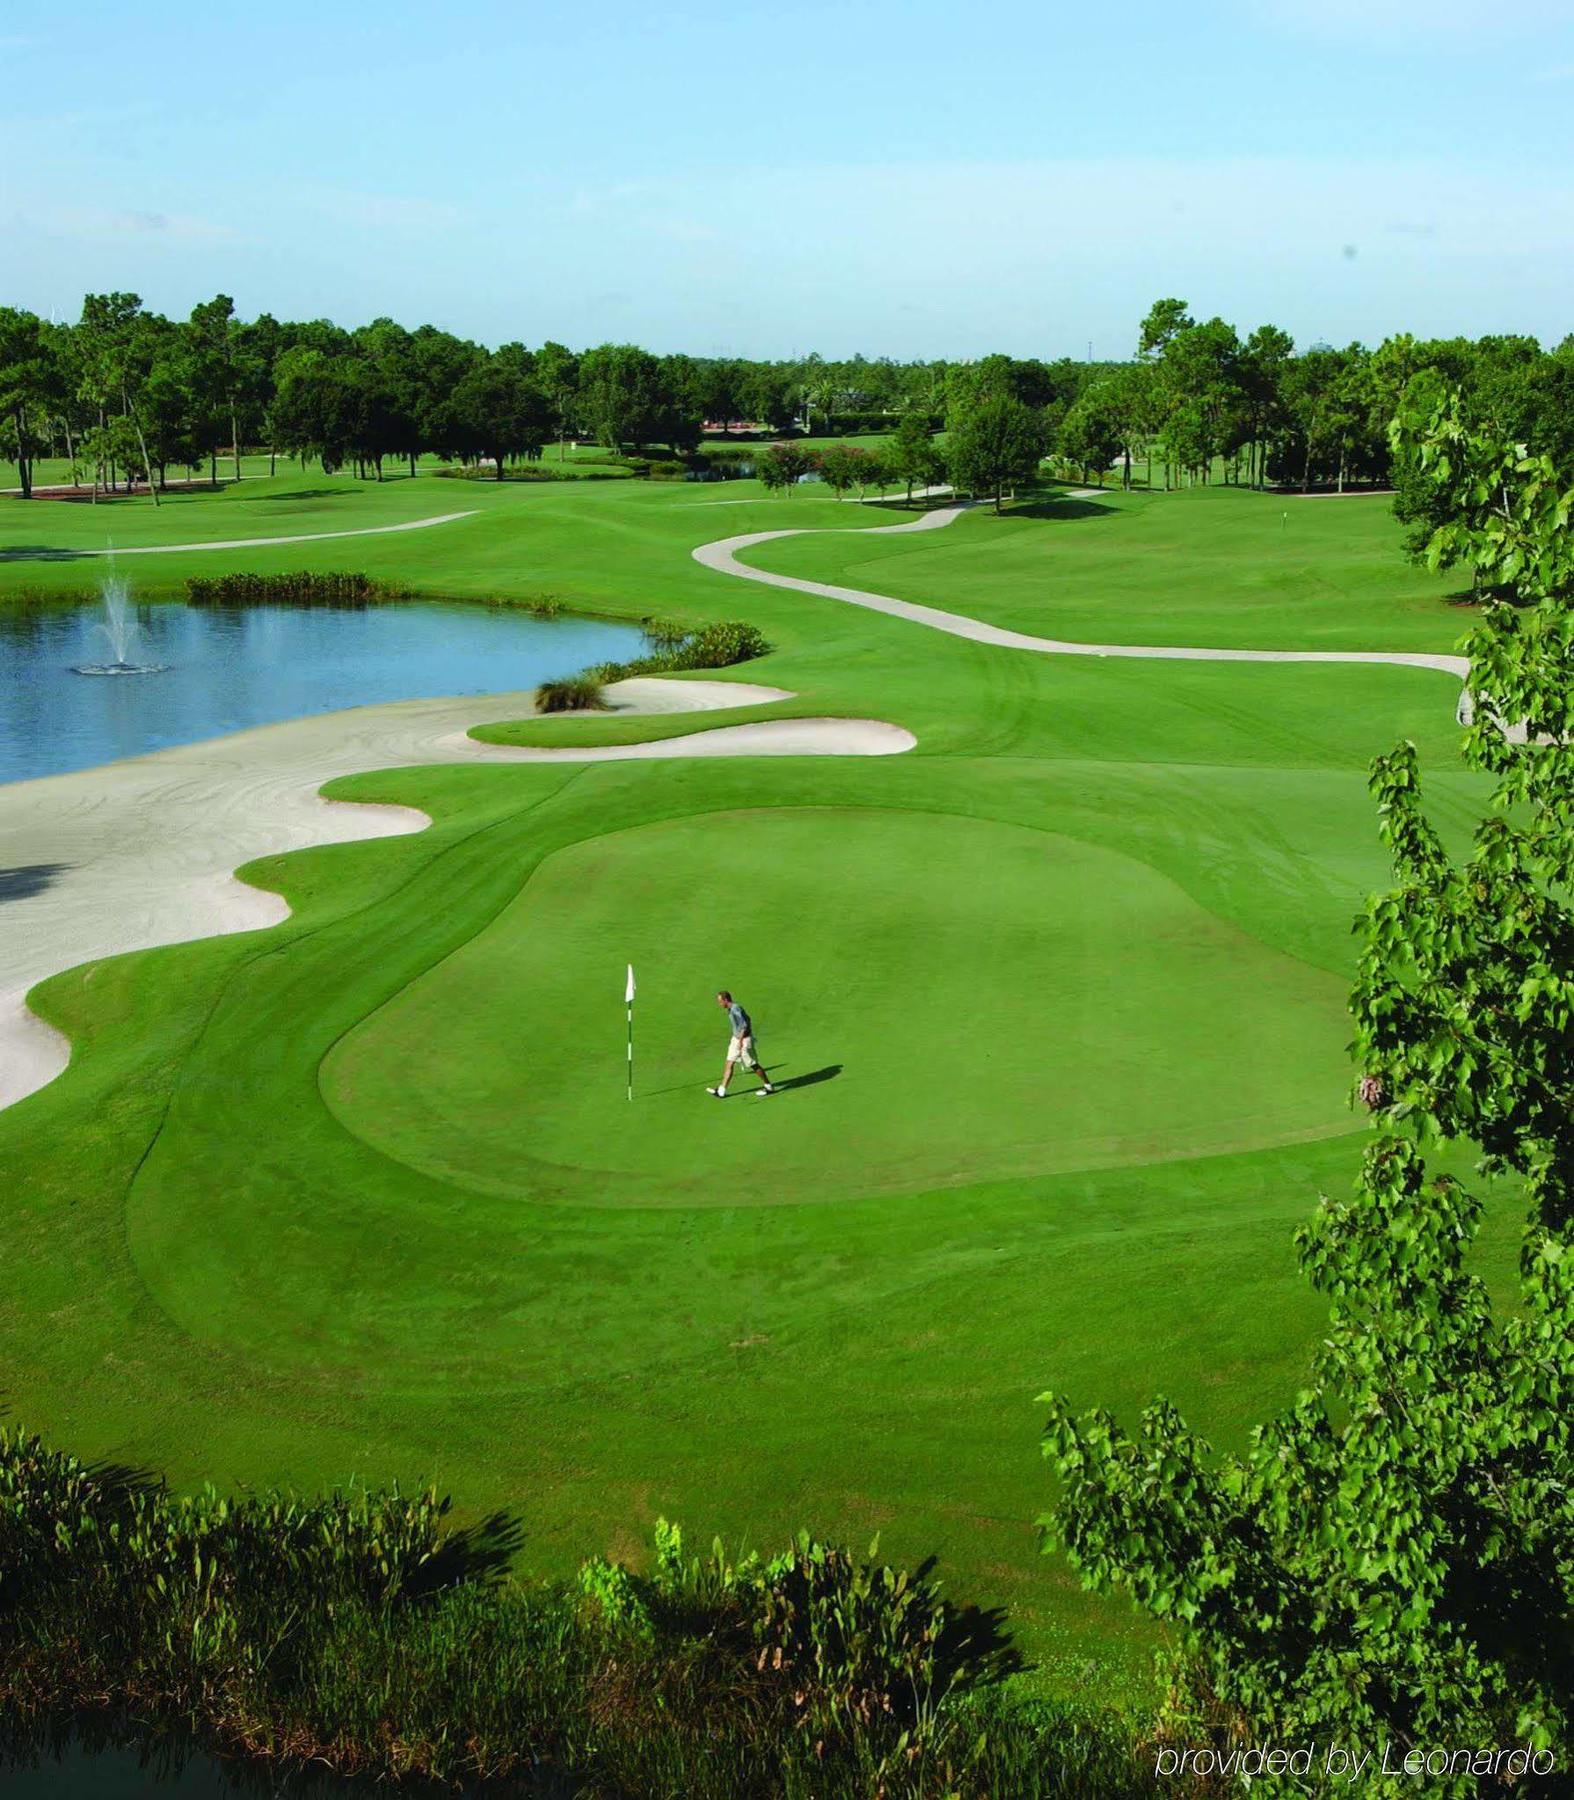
[648,459,691,480]
[480,592,563,616]
[586,620,771,687]
[185,571,396,606]
[640,615,689,655]
[535,674,607,713]
[433,463,633,483]
[0,1426,1153,1796]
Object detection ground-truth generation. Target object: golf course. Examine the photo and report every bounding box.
[0,466,1520,1702]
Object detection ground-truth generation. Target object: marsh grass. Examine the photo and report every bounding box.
[588,619,770,683]
[535,675,608,713]
[185,571,405,606]
[0,1429,1153,1797]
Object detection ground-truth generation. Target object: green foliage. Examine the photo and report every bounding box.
[534,674,607,713]
[433,459,630,481]
[578,1554,654,1637]
[1040,394,1574,1790]
[1057,385,1125,485]
[758,440,818,493]
[889,410,946,502]
[479,590,563,616]
[588,618,770,684]
[185,570,395,605]
[0,1429,1148,1796]
[817,441,868,496]
[946,392,1046,512]
[640,614,689,655]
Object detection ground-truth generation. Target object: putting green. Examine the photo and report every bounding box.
[322,807,1352,1206]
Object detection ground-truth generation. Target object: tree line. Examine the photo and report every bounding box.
[0,294,1096,501]
[1,291,1570,508]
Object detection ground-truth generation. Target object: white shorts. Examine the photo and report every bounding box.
[727,1035,758,1068]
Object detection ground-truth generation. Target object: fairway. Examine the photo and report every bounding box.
[325,807,1352,1205]
[0,467,1515,1700]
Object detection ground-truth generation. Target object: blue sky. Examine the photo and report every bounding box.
[3,0,1571,358]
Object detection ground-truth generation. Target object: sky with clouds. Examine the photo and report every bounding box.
[2,0,1570,358]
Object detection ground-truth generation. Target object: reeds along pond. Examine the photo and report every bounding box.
[0,1427,1151,1798]
[184,571,402,607]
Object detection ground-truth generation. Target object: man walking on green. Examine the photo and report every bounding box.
[708,990,774,1098]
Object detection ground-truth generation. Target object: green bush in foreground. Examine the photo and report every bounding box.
[535,674,607,714]
[0,1428,1148,1796]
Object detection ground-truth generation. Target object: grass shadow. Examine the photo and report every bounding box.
[412,1508,526,1596]
[1005,495,1119,521]
[0,546,90,563]
[231,487,345,503]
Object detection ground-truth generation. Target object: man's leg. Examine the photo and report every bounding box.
[709,1056,737,1097]
[747,1041,774,1094]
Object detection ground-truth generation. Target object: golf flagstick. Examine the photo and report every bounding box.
[625,964,636,1100]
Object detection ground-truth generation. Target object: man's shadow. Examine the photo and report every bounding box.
[762,1062,841,1093]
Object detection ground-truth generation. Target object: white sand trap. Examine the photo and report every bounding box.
[0,677,903,1111]
[68,512,479,556]
[693,504,1471,694]
[434,717,914,761]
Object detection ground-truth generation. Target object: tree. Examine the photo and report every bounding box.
[1138,296,1194,359]
[269,346,356,474]
[440,355,552,479]
[888,411,944,505]
[758,441,816,495]
[535,340,580,459]
[139,342,200,487]
[1057,383,1123,486]
[187,294,261,484]
[0,307,51,498]
[409,326,480,469]
[1240,324,1294,488]
[856,448,894,499]
[354,318,424,478]
[75,292,164,504]
[946,393,1044,513]
[818,442,866,498]
[1040,396,1574,1789]
[1158,318,1247,485]
[744,367,799,434]
[578,343,680,453]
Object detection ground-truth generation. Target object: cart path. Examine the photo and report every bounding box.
[693,503,1471,689]
[32,510,481,557]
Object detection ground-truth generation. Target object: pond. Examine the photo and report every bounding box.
[0,1727,549,1798]
[0,600,645,785]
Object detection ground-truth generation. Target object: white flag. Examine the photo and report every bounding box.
[625,964,636,1004]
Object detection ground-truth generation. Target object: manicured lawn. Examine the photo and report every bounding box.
[0,469,1514,1704]
[745,482,1472,652]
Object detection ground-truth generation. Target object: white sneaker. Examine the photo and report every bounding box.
[707,1086,728,1098]
[756,1085,773,1097]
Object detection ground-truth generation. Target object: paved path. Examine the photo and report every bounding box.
[0,679,909,1110]
[693,503,1471,692]
[28,512,480,557]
